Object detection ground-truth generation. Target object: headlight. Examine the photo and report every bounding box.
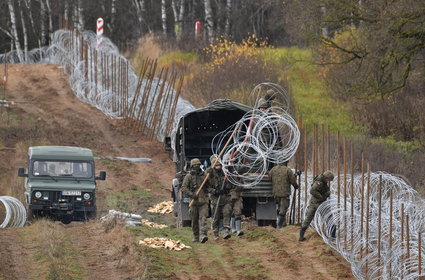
[83,193,91,200]
[34,191,42,199]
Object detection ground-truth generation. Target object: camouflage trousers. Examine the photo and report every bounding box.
[211,199,232,234]
[301,203,320,229]
[190,204,209,237]
[230,198,243,219]
[276,196,290,217]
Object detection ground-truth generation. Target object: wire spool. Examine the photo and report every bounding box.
[0,196,27,228]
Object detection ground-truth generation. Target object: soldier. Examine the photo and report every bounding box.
[229,180,244,236]
[207,154,233,240]
[257,89,276,110]
[269,161,299,228]
[181,158,209,243]
[299,170,334,241]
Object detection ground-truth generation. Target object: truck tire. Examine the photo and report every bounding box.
[61,215,72,224]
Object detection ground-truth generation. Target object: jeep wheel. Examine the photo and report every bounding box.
[61,216,72,224]
[26,206,38,223]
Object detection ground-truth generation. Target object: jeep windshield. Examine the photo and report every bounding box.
[32,160,93,178]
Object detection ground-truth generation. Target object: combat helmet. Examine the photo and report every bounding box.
[257,98,269,109]
[323,170,335,181]
[265,89,276,102]
[210,154,221,166]
[190,158,201,167]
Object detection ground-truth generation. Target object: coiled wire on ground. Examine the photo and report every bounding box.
[0,196,27,228]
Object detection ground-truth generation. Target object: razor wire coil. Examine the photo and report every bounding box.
[0,196,27,228]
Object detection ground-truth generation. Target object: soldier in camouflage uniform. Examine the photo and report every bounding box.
[299,170,334,241]
[257,89,276,110]
[269,162,299,228]
[207,154,233,240]
[229,180,244,236]
[181,158,209,243]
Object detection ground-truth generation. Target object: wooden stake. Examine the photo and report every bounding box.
[419,232,422,280]
[360,152,365,258]
[321,124,325,173]
[365,163,371,275]
[378,175,382,271]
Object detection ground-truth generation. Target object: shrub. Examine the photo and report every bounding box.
[186,35,280,105]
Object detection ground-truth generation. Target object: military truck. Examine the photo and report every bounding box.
[18,146,106,224]
[168,99,277,227]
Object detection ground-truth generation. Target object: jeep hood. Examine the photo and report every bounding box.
[28,180,96,191]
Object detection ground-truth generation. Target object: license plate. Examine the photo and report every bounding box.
[62,190,81,196]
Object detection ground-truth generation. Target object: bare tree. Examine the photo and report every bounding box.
[110,0,117,32]
[8,0,23,61]
[39,0,47,45]
[77,0,84,31]
[23,0,36,38]
[133,0,151,33]
[179,0,186,32]
[64,0,69,28]
[225,0,232,36]
[18,0,28,61]
[161,0,167,35]
[204,0,214,41]
[171,0,179,24]
[45,0,53,43]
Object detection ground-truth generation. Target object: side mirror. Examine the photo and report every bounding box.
[18,168,28,177]
[164,136,172,152]
[96,171,106,181]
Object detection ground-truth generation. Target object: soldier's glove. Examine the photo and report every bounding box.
[296,170,303,176]
[294,184,299,190]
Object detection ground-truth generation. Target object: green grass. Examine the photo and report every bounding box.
[106,187,153,212]
[100,158,133,171]
[157,51,200,69]
[261,47,363,135]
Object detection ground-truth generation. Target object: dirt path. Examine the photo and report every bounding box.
[0,228,33,280]
[0,64,354,280]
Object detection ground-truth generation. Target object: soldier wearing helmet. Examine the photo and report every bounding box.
[206,154,233,240]
[256,89,276,110]
[269,161,299,228]
[299,170,334,241]
[181,158,209,243]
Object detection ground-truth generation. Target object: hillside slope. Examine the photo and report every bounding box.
[0,65,353,279]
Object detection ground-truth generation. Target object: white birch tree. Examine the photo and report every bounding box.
[8,0,23,62]
[225,0,232,36]
[45,0,53,43]
[204,0,215,42]
[161,0,167,35]
[133,0,151,33]
[18,0,28,61]
[64,0,69,27]
[39,0,47,45]
[178,0,185,35]
[77,0,84,31]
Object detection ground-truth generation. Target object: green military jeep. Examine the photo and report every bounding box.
[18,146,106,224]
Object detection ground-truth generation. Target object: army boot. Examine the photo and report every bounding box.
[223,228,231,239]
[299,227,307,241]
[200,235,208,243]
[219,219,225,234]
[277,214,286,229]
[192,236,200,242]
[213,230,219,241]
[230,218,236,234]
[235,218,244,236]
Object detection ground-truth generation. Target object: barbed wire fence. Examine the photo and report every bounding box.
[0,29,195,141]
